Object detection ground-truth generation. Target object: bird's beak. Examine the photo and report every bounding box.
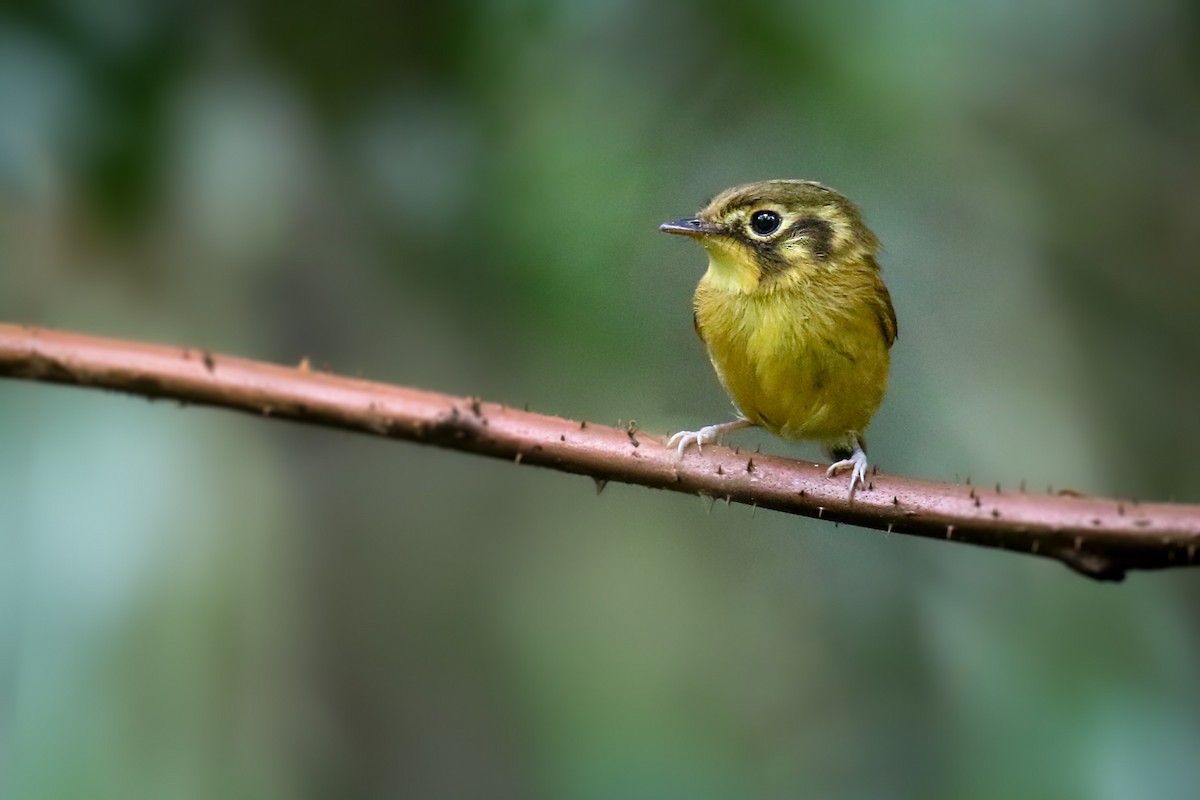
[659,217,717,238]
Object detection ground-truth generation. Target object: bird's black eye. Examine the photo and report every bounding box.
[749,210,782,236]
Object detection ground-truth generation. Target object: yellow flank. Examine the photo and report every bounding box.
[660,179,897,495]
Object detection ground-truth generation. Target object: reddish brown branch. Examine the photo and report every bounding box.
[2,324,1197,581]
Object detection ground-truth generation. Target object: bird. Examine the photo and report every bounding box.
[660,179,897,498]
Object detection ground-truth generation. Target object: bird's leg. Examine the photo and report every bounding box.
[667,419,753,457]
[826,435,869,499]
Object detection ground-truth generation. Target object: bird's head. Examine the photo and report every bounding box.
[660,179,879,292]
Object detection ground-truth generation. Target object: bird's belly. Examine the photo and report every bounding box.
[706,320,888,442]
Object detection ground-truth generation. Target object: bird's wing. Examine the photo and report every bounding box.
[868,257,898,348]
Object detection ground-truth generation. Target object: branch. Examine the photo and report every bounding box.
[2,324,1197,582]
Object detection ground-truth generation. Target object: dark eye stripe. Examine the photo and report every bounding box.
[786,217,833,258]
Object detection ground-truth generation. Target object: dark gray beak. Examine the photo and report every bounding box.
[659,217,717,238]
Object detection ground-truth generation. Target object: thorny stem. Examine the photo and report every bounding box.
[2,324,1198,582]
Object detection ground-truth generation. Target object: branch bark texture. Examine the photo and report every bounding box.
[2,324,1197,582]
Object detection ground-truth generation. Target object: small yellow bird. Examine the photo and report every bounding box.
[661,179,897,496]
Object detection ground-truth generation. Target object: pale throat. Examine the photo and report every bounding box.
[701,244,760,293]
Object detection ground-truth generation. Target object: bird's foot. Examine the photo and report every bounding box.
[827,447,869,499]
[666,420,751,458]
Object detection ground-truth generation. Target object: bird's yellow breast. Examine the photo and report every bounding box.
[694,262,890,443]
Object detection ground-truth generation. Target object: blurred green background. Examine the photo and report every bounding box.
[3,1,1200,798]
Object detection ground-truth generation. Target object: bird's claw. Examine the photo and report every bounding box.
[827,449,869,499]
[667,424,726,458]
